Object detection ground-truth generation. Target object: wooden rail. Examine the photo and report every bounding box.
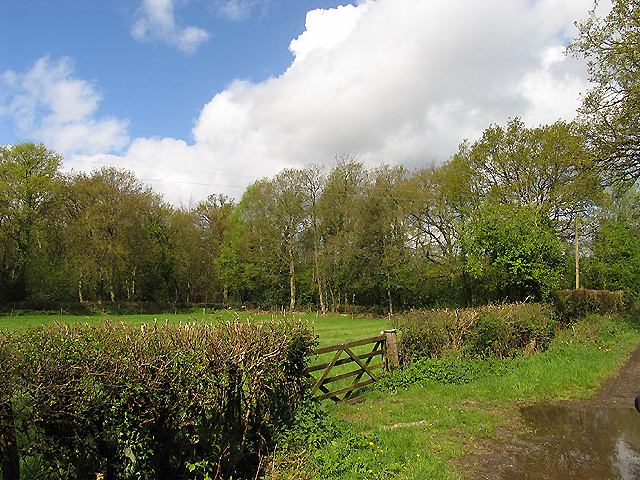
[304,329,399,404]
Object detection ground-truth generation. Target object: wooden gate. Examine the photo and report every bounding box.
[304,329,398,404]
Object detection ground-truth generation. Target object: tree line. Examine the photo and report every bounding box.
[2,0,640,312]
[1,118,636,312]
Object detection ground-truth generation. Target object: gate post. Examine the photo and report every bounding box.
[384,329,399,370]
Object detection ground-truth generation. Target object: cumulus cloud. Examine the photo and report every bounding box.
[4,0,601,205]
[0,55,129,156]
[190,0,594,169]
[131,0,209,54]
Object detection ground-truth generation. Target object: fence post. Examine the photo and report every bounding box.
[384,329,399,370]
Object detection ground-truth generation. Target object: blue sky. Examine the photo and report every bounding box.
[2,1,355,144]
[1,0,607,205]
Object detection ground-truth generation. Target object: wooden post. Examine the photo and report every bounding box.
[384,329,399,370]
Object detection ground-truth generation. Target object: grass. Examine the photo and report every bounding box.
[6,307,637,479]
[0,309,388,345]
[269,311,640,480]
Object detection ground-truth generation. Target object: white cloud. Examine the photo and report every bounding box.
[3,0,602,206]
[188,0,596,170]
[214,0,262,21]
[289,4,365,61]
[131,0,209,54]
[0,55,129,155]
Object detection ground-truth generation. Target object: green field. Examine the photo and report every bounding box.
[0,310,389,346]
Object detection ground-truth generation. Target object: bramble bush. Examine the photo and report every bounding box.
[397,302,557,362]
[0,318,316,480]
[552,289,626,322]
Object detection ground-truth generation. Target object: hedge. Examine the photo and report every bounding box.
[397,302,557,361]
[552,289,626,322]
[0,319,315,480]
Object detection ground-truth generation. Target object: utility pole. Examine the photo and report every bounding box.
[575,212,580,290]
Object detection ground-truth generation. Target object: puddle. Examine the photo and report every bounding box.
[501,403,640,479]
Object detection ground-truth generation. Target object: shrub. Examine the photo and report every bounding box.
[397,303,556,361]
[0,319,316,480]
[469,303,556,358]
[552,289,625,322]
[397,308,477,361]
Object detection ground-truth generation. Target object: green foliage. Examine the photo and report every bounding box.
[1,318,316,479]
[584,220,640,296]
[398,303,557,361]
[0,130,635,315]
[376,357,511,392]
[0,142,64,303]
[279,400,342,450]
[470,303,557,358]
[552,289,626,322]
[569,0,640,184]
[463,205,565,302]
[275,403,413,480]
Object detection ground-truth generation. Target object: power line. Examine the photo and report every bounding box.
[62,158,260,180]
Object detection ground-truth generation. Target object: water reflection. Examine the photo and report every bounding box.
[501,404,640,480]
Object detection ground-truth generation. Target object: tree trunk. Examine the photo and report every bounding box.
[131,265,137,299]
[312,222,326,314]
[289,250,296,312]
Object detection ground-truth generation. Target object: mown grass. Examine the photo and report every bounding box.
[0,309,388,346]
[269,311,640,480]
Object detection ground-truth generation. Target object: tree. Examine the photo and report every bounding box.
[299,165,327,313]
[355,165,412,313]
[194,194,235,303]
[456,118,603,236]
[403,158,478,306]
[584,220,640,296]
[463,205,565,302]
[65,167,163,302]
[318,155,369,310]
[0,142,63,301]
[269,169,309,311]
[569,0,640,184]
[231,179,292,308]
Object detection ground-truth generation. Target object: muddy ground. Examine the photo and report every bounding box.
[453,341,640,479]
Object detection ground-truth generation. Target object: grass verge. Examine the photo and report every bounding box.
[268,311,640,480]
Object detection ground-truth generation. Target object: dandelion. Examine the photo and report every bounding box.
[369,442,374,446]
[417,454,421,457]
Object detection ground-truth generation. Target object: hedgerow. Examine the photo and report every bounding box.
[0,318,316,480]
[552,289,626,322]
[397,302,557,362]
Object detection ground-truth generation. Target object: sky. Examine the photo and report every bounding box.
[0,0,608,206]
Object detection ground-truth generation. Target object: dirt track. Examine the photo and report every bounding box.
[455,340,640,479]
[587,341,640,409]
